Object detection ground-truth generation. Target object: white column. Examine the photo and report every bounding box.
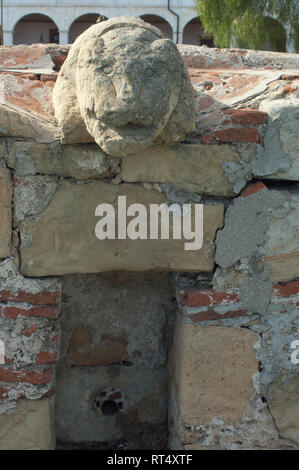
[59,31,69,45]
[3,31,13,45]
[285,23,296,53]
[286,36,296,53]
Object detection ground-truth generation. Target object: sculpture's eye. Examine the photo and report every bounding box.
[144,68,154,79]
[102,65,113,75]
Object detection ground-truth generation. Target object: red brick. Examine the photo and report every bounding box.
[17,73,38,81]
[180,289,240,307]
[13,177,28,187]
[1,73,54,120]
[198,94,216,111]
[189,308,248,322]
[273,280,299,297]
[36,351,58,364]
[202,132,213,144]
[214,127,261,143]
[281,74,299,80]
[50,334,60,344]
[40,74,57,82]
[282,83,298,94]
[0,388,9,398]
[13,175,21,186]
[0,290,60,305]
[0,45,49,69]
[241,181,266,197]
[224,108,268,125]
[0,367,52,385]
[52,54,67,68]
[4,305,58,319]
[42,387,55,398]
[183,56,207,69]
[44,80,56,87]
[22,325,37,337]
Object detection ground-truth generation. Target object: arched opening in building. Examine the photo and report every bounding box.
[183,17,214,47]
[140,15,173,39]
[262,17,286,52]
[69,14,107,43]
[13,14,59,44]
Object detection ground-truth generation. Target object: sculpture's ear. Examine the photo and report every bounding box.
[78,37,105,68]
[149,37,195,143]
[160,64,196,144]
[52,66,93,144]
[151,38,178,54]
[53,35,105,144]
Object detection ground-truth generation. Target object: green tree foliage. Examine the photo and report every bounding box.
[195,0,299,51]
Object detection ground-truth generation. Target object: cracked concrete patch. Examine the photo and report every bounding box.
[222,160,252,194]
[253,100,299,180]
[252,122,290,176]
[215,187,292,313]
[215,187,286,268]
[239,276,272,314]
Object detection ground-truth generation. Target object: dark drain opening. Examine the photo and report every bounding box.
[101,400,119,416]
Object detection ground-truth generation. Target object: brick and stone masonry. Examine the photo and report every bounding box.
[0,27,298,449]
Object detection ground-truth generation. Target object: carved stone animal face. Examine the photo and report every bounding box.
[53,17,195,157]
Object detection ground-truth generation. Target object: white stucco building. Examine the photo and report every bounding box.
[2,0,214,46]
[1,0,296,51]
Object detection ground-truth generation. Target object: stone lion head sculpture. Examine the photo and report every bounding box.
[53,16,195,157]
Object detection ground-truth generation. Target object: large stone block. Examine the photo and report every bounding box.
[0,73,55,121]
[8,141,120,180]
[268,374,299,444]
[0,168,12,258]
[68,325,128,366]
[0,44,54,69]
[264,193,299,282]
[172,321,259,425]
[0,103,60,143]
[19,181,223,276]
[121,144,241,196]
[263,253,299,283]
[0,398,54,450]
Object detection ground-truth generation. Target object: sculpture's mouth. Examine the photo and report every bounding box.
[93,120,158,155]
[114,123,157,143]
[116,121,151,134]
[99,107,155,129]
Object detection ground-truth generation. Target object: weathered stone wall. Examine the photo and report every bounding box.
[0,41,298,450]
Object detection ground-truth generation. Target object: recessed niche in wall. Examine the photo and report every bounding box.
[55,271,177,450]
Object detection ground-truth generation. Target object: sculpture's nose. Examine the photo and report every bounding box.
[100,75,141,126]
[116,77,136,104]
